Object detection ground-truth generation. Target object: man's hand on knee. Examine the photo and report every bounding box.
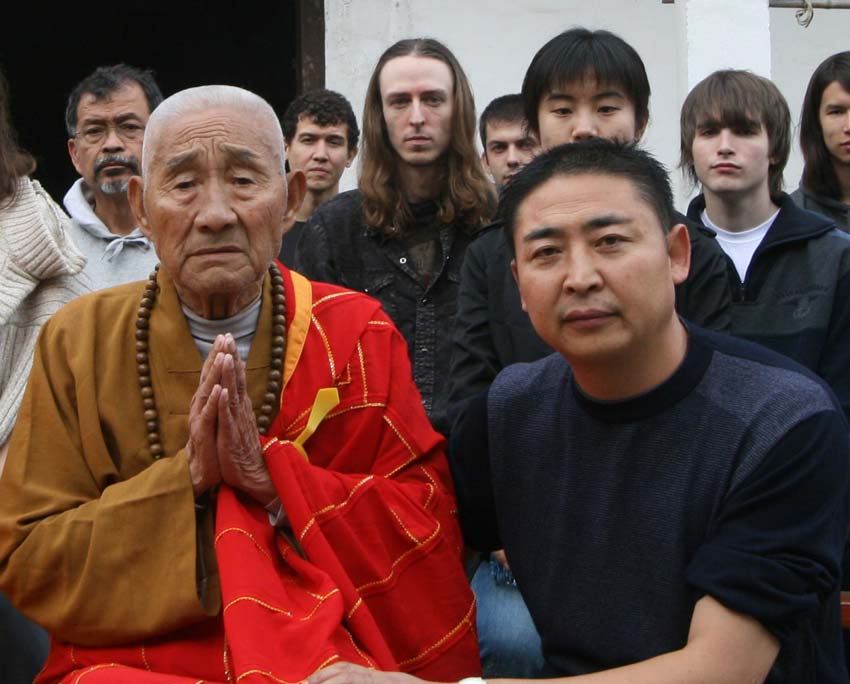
[308,662,424,684]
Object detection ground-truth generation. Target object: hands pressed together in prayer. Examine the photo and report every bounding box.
[186,333,277,507]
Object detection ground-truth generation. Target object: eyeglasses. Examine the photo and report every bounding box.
[75,121,145,145]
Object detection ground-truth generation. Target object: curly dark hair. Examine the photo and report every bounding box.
[281,89,359,152]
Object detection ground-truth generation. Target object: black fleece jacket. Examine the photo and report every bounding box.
[688,192,850,419]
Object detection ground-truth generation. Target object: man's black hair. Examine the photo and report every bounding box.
[281,89,359,152]
[499,139,674,256]
[65,64,163,137]
[479,94,526,148]
[521,28,650,137]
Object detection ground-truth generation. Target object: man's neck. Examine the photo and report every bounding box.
[90,189,137,236]
[295,185,338,222]
[176,282,263,320]
[702,187,778,232]
[398,162,443,203]
[570,317,688,402]
[833,161,850,204]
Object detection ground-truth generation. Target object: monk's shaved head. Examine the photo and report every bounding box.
[141,85,286,179]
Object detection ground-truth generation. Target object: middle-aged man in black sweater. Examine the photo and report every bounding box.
[448,28,734,678]
[310,140,850,684]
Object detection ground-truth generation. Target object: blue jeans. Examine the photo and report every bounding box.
[471,556,545,678]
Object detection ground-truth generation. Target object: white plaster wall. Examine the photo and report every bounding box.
[324,0,850,208]
[770,7,850,194]
[678,0,771,91]
[325,0,690,204]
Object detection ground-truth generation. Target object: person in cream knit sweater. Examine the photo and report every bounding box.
[0,67,89,684]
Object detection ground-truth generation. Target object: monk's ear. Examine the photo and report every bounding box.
[128,176,152,240]
[284,170,306,225]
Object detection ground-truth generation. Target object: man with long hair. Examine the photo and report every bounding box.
[295,38,495,436]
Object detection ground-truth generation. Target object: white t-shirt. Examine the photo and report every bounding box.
[701,208,780,282]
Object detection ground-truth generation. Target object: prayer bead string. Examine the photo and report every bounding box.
[135,264,286,460]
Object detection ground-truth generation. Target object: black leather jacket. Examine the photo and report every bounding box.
[294,190,472,435]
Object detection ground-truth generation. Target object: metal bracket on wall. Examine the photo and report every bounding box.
[661,0,850,6]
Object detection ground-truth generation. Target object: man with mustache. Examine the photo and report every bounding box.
[63,64,162,289]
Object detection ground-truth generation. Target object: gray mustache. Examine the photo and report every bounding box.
[94,154,140,175]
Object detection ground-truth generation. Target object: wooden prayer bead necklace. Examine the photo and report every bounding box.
[136,264,286,460]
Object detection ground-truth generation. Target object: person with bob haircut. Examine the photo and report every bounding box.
[296,38,495,436]
[519,27,731,332]
[450,28,731,420]
[309,140,850,684]
[792,51,850,231]
[680,69,850,420]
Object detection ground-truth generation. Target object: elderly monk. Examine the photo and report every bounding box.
[0,85,478,684]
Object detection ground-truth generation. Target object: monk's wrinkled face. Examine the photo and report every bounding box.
[131,105,297,317]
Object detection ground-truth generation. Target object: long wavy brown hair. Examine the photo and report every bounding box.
[359,38,495,234]
[0,68,36,207]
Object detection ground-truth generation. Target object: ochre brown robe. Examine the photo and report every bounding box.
[0,264,478,683]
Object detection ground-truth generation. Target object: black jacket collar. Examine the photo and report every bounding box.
[687,192,835,251]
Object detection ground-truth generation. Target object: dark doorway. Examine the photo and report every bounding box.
[1,0,324,203]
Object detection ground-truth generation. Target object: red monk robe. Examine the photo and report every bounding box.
[0,264,479,684]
